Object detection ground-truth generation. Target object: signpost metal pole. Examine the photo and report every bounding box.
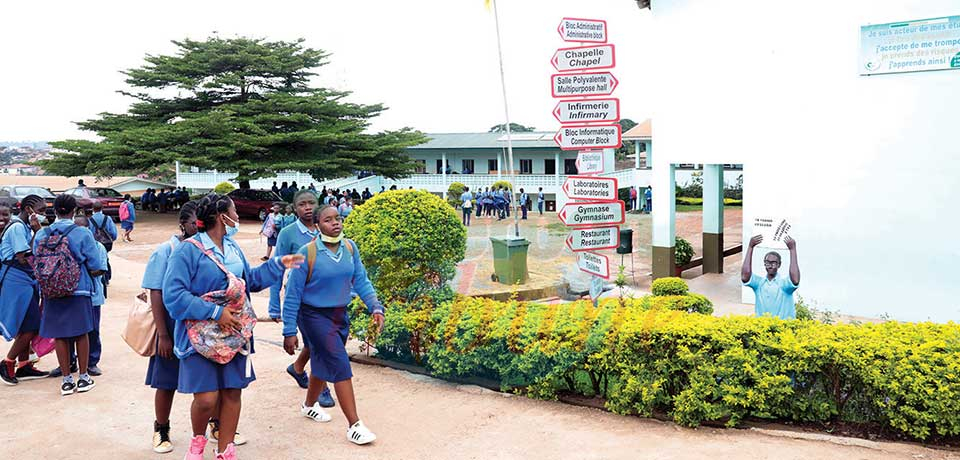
[491,0,520,238]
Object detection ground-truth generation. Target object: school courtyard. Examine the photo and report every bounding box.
[0,211,952,460]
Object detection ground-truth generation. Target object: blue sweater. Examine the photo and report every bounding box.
[87,212,117,241]
[32,219,106,297]
[268,219,318,318]
[162,232,284,358]
[281,239,383,337]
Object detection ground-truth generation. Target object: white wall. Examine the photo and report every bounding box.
[651,0,960,321]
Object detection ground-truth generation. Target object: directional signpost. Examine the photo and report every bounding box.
[562,176,618,201]
[551,17,625,280]
[578,252,610,279]
[557,201,626,227]
[555,124,622,151]
[551,72,618,98]
[565,226,620,252]
[557,18,607,43]
[551,44,616,72]
[553,98,620,124]
[575,150,605,175]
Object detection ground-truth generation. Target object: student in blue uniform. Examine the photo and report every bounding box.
[73,214,108,377]
[33,194,106,396]
[0,195,49,385]
[282,204,385,446]
[163,193,302,460]
[121,194,137,242]
[142,201,198,454]
[270,191,337,403]
[87,200,118,252]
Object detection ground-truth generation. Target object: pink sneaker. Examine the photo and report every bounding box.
[215,443,237,460]
[183,435,207,460]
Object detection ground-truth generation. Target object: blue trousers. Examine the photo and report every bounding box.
[538,202,543,215]
[521,204,528,219]
[462,207,471,226]
[68,305,101,366]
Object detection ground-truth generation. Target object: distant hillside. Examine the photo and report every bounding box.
[0,141,50,149]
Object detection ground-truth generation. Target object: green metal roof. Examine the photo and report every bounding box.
[409,132,559,150]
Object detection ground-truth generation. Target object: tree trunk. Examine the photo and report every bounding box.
[239,180,251,189]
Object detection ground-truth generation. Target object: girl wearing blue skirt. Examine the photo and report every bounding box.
[142,201,198,453]
[162,194,302,460]
[32,194,106,395]
[282,204,385,446]
[0,195,50,385]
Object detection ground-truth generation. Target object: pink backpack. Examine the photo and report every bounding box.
[183,238,257,365]
[31,225,82,299]
[119,202,130,221]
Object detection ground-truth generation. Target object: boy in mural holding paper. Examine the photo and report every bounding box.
[741,234,800,320]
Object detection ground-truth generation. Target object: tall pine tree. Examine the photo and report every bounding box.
[41,37,426,187]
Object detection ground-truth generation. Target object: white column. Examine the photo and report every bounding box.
[497,152,502,179]
[645,141,653,169]
[652,162,676,248]
[554,151,560,186]
[703,164,723,234]
[634,141,641,169]
[175,161,181,188]
[441,151,447,199]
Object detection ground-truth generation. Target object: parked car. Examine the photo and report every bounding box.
[62,187,126,221]
[228,188,284,221]
[0,185,57,220]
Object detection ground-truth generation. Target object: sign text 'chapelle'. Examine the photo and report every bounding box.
[551,44,616,72]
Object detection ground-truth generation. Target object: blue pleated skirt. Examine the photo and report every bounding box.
[39,295,94,339]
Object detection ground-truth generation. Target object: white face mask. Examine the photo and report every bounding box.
[320,232,343,244]
[223,215,240,238]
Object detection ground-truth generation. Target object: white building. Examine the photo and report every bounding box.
[645,1,960,321]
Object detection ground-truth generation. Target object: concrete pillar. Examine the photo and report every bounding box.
[441,151,447,199]
[497,152,502,179]
[645,141,653,169]
[634,141,641,169]
[702,164,724,273]
[651,162,676,279]
[554,151,560,186]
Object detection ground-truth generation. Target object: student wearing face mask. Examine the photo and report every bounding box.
[162,193,304,460]
[282,204,385,446]
[0,195,50,385]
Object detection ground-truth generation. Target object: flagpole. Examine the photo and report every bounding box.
[491,0,520,238]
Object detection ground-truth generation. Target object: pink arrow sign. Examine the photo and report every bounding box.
[566,226,620,252]
[575,151,605,175]
[553,98,620,124]
[557,200,626,227]
[554,124,622,151]
[578,251,611,278]
[551,72,619,98]
[551,44,616,73]
[562,176,618,201]
[557,17,607,43]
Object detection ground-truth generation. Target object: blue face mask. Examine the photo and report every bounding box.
[224,216,240,238]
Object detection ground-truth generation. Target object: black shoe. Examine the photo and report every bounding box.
[61,380,76,396]
[87,365,102,376]
[76,376,95,393]
[48,363,78,378]
[0,360,18,386]
[15,363,48,381]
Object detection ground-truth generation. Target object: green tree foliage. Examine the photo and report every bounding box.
[615,118,639,161]
[488,123,535,133]
[41,37,427,185]
[446,182,466,208]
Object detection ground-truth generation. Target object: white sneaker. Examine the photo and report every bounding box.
[346,420,376,445]
[300,402,332,423]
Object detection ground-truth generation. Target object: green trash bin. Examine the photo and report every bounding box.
[489,237,530,285]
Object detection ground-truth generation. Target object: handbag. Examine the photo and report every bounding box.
[121,290,157,357]
[183,239,257,367]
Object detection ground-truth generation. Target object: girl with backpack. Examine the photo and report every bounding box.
[162,193,303,460]
[259,204,280,262]
[31,194,106,395]
[120,194,136,242]
[142,201,198,454]
[282,204,385,446]
[0,195,50,385]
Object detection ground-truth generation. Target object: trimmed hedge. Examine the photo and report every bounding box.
[352,293,960,440]
[652,277,689,296]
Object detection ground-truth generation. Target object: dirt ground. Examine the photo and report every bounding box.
[1,211,954,459]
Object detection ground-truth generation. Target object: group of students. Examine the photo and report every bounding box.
[0,194,115,396]
[141,187,191,213]
[139,190,384,459]
[458,185,544,226]
[259,192,356,261]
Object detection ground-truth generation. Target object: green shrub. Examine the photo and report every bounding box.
[675,237,694,266]
[675,196,741,206]
[358,294,960,440]
[447,182,466,208]
[213,181,236,195]
[343,189,466,305]
[491,180,512,191]
[651,277,689,296]
[644,293,713,315]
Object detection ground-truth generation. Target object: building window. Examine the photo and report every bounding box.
[564,158,577,175]
[488,159,498,173]
[436,159,450,174]
[544,158,556,175]
[414,160,426,174]
[462,159,474,174]
[520,159,533,175]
